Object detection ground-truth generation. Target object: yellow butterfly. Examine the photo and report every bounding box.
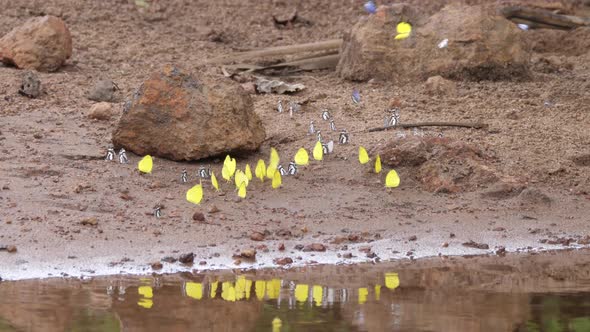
[221,164,231,182]
[244,164,253,180]
[358,146,370,164]
[255,159,266,182]
[395,22,412,40]
[294,148,309,166]
[234,170,249,189]
[237,181,247,198]
[223,155,237,178]
[272,170,282,189]
[385,169,400,188]
[186,182,203,204]
[228,158,237,177]
[267,148,280,179]
[138,155,153,174]
[266,163,277,179]
[211,172,220,191]
[375,154,382,174]
[270,147,280,166]
[313,141,323,161]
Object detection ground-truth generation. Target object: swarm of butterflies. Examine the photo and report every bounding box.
[105,95,401,214]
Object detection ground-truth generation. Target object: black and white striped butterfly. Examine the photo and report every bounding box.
[384,108,400,128]
[277,164,288,176]
[308,120,315,135]
[339,130,349,144]
[321,110,331,121]
[288,162,298,175]
[316,130,322,143]
[351,88,361,105]
[288,102,300,118]
[198,166,211,179]
[154,206,162,218]
[180,169,188,183]
[105,147,116,161]
[277,100,284,113]
[322,140,334,154]
[329,119,337,131]
[118,148,128,164]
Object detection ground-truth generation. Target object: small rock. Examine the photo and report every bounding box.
[80,217,98,226]
[151,262,163,270]
[178,252,195,264]
[88,79,118,102]
[234,259,242,265]
[240,82,257,94]
[492,227,506,232]
[408,235,417,241]
[294,244,304,250]
[278,243,285,251]
[0,245,17,253]
[18,71,41,98]
[442,242,449,248]
[274,257,293,265]
[250,231,265,241]
[235,249,256,260]
[424,75,457,96]
[208,205,220,214]
[518,188,552,207]
[450,233,456,238]
[0,15,72,71]
[192,212,205,222]
[161,256,177,263]
[342,253,353,259]
[199,261,207,265]
[495,246,507,256]
[481,182,525,199]
[88,102,115,121]
[462,240,489,250]
[303,243,326,252]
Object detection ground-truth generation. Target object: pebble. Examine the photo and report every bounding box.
[274,257,293,265]
[151,262,163,270]
[303,243,326,252]
[179,252,195,264]
[192,212,205,222]
[18,71,41,98]
[80,217,98,226]
[88,79,118,102]
[250,231,265,241]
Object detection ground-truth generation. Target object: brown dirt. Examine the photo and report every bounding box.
[0,0,589,280]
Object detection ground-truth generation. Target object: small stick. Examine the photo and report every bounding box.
[500,6,590,29]
[367,122,487,132]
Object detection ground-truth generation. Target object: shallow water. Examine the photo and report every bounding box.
[2,254,590,332]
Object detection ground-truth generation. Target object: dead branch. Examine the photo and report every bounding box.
[205,39,342,65]
[367,122,488,132]
[501,6,590,29]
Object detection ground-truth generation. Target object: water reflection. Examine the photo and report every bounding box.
[1,259,590,331]
[134,272,399,310]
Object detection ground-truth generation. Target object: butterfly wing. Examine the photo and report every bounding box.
[138,155,153,174]
[313,141,323,161]
[359,147,370,164]
[294,148,309,166]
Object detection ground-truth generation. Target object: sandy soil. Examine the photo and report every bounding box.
[0,0,589,280]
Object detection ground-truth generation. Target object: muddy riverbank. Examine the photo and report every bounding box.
[1,0,589,281]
